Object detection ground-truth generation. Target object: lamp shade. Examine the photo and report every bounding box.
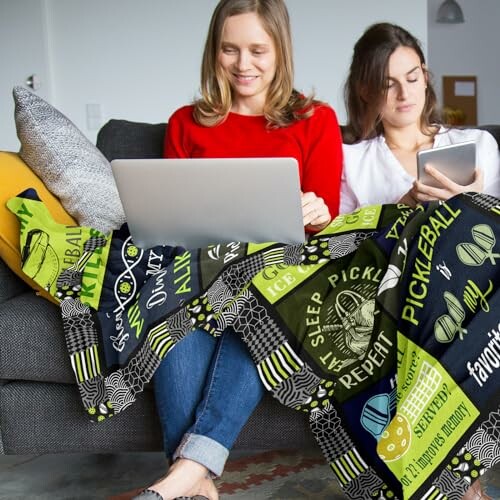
[436,0,465,23]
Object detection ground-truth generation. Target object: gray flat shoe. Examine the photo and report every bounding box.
[132,491,208,500]
[175,497,209,500]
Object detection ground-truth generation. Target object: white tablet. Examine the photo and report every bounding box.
[417,141,476,188]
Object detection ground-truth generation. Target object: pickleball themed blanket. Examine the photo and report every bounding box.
[8,189,500,499]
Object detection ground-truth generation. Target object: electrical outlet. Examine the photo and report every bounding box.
[86,103,102,130]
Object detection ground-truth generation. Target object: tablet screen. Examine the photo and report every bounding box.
[416,141,476,188]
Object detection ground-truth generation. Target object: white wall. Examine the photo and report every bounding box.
[0,0,52,150]
[2,0,427,149]
[428,0,500,124]
[288,1,427,119]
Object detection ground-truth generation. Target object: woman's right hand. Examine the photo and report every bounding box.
[301,191,331,232]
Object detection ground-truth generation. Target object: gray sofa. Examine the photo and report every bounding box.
[0,119,316,456]
[1,120,499,457]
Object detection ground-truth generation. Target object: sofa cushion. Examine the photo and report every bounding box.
[96,119,166,161]
[0,151,76,304]
[0,381,316,454]
[0,258,29,305]
[13,86,125,234]
[0,292,74,384]
[0,382,163,454]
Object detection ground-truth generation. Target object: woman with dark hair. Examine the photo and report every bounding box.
[341,22,498,500]
[341,22,499,214]
[133,1,343,498]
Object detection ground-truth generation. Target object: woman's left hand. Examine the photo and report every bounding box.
[301,191,331,231]
[411,165,484,203]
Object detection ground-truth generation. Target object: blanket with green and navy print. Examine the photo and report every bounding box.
[9,189,500,499]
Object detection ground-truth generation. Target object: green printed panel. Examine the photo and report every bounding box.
[252,205,385,304]
[80,235,111,309]
[273,261,395,387]
[379,333,480,498]
[253,261,324,304]
[328,205,382,233]
[247,241,275,254]
[7,195,109,306]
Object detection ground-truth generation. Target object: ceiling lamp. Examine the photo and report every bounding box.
[436,0,465,23]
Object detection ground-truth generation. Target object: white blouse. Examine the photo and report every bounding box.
[340,127,500,214]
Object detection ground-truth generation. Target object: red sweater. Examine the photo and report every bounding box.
[164,104,343,219]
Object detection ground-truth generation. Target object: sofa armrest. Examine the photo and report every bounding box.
[0,259,29,305]
[477,125,500,150]
[0,260,17,452]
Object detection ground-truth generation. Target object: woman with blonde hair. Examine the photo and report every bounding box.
[134,1,343,498]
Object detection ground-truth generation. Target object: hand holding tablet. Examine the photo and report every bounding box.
[416,141,476,188]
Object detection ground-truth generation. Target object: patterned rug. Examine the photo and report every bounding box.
[112,449,500,499]
[215,449,345,499]
[216,449,500,499]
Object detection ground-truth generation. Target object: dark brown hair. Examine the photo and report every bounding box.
[343,22,440,143]
[194,0,316,127]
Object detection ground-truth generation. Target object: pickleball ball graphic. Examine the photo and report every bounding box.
[119,281,132,295]
[377,361,442,462]
[113,237,145,307]
[377,413,412,461]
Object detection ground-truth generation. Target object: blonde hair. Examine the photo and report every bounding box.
[194,0,316,128]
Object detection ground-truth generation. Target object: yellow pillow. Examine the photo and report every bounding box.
[0,151,76,303]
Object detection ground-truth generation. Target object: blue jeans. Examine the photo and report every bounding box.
[153,327,265,476]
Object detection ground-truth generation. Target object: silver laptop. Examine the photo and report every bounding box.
[110,157,305,249]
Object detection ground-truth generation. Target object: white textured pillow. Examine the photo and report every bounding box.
[13,86,125,234]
